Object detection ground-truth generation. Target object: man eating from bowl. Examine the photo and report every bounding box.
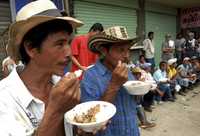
[80,26,140,136]
[0,0,85,136]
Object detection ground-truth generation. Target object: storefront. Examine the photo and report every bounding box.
[180,7,200,39]
[145,2,177,65]
[73,0,138,37]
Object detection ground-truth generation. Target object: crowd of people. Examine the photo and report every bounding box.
[1,0,200,136]
[130,30,200,129]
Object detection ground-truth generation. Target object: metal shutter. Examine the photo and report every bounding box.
[74,0,138,37]
[0,0,11,78]
[0,0,11,34]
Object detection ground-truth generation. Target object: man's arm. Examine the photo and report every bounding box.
[35,73,80,136]
[70,56,87,71]
[101,61,128,103]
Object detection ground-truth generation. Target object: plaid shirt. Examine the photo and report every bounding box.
[80,60,140,136]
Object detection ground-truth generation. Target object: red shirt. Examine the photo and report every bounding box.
[71,35,99,72]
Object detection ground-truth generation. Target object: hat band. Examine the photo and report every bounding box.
[35,9,62,17]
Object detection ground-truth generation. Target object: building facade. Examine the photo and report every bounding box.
[2,0,197,78]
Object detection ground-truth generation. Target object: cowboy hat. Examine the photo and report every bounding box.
[7,0,83,61]
[88,26,139,53]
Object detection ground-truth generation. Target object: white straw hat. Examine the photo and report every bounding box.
[7,0,83,61]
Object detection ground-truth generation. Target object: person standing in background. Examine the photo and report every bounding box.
[175,33,186,64]
[70,23,104,72]
[143,32,155,70]
[184,32,198,58]
[161,34,175,61]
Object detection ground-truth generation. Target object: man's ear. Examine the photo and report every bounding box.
[23,41,38,59]
[98,46,108,57]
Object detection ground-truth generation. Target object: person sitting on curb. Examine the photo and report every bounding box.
[153,61,175,103]
[131,66,156,129]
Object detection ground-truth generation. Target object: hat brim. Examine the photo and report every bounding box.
[88,34,139,53]
[7,15,84,61]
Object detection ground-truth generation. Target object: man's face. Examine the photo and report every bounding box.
[32,31,71,76]
[149,34,154,40]
[104,42,131,68]
[160,63,167,71]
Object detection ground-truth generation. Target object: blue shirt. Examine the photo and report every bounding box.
[80,60,140,136]
[153,69,167,82]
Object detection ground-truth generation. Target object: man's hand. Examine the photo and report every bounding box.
[110,61,128,88]
[48,73,80,113]
[76,121,111,136]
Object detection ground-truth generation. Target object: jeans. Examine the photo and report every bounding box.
[155,84,172,101]
[146,58,155,70]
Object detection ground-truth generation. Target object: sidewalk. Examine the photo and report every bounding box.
[141,87,200,136]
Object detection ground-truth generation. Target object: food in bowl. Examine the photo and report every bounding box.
[123,80,151,95]
[74,104,100,123]
[65,101,116,132]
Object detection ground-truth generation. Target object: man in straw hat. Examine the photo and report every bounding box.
[0,0,88,136]
[80,26,140,136]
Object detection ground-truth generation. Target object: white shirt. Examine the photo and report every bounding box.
[0,67,73,136]
[143,39,155,59]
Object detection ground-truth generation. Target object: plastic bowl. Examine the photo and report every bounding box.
[64,101,116,132]
[123,80,151,95]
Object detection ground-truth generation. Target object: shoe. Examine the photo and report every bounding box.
[140,121,156,129]
[167,97,175,102]
[144,106,152,112]
[157,101,164,105]
[178,91,186,96]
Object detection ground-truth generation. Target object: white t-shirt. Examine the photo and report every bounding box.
[0,67,73,136]
[143,39,155,59]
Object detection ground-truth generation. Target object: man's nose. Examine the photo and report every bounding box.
[64,45,71,56]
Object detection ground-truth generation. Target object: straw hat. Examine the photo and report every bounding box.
[88,26,139,53]
[131,67,142,73]
[7,0,83,61]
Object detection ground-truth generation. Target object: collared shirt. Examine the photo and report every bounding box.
[168,67,177,79]
[80,60,140,136]
[0,67,72,136]
[177,64,189,77]
[153,69,168,83]
[143,38,155,59]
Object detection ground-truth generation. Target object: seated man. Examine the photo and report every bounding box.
[81,26,140,136]
[190,56,200,81]
[167,58,182,97]
[153,61,174,102]
[177,57,196,91]
[131,67,156,129]
[140,63,163,108]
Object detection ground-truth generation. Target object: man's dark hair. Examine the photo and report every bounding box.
[148,31,154,37]
[139,54,145,60]
[159,61,167,68]
[89,23,104,32]
[19,19,73,64]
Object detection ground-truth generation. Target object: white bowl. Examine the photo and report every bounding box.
[64,101,116,132]
[123,81,151,95]
[145,81,157,90]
